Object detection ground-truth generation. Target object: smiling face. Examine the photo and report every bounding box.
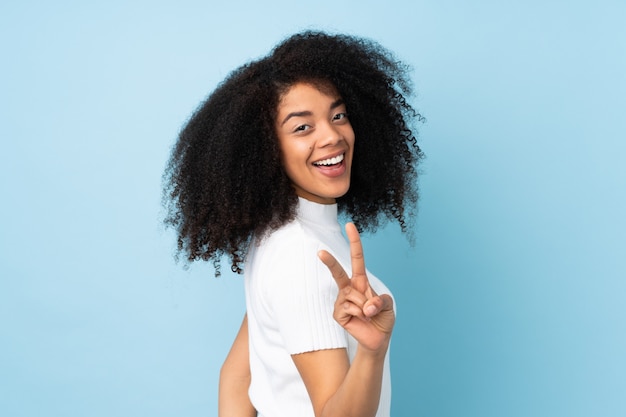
[275,82,355,205]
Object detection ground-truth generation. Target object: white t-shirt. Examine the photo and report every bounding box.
[244,198,393,417]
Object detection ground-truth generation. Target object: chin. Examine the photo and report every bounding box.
[332,186,350,199]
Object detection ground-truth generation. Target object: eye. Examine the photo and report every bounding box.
[332,112,348,122]
[294,124,311,132]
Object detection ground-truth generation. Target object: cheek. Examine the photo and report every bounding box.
[345,133,356,159]
[343,125,356,146]
[279,144,306,177]
[281,141,311,163]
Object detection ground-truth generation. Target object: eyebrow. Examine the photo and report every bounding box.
[280,98,345,126]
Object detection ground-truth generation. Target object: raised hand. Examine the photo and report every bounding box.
[318,223,395,353]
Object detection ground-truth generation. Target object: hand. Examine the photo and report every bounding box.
[318,223,395,353]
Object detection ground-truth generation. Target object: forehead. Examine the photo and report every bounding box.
[277,81,341,109]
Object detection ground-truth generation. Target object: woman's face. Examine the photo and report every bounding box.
[275,82,355,205]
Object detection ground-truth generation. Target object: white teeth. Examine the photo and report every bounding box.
[314,154,344,166]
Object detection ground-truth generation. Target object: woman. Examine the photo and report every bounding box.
[163,31,423,417]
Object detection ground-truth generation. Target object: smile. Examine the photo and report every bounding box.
[313,153,345,167]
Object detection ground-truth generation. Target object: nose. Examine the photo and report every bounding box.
[318,121,344,147]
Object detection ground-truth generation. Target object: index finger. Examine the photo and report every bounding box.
[345,223,368,293]
[318,249,351,289]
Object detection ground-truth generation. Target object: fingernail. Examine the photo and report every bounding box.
[365,305,377,316]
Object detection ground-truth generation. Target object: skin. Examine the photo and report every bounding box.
[275,82,355,205]
[297,223,395,417]
[218,315,255,416]
[218,82,395,417]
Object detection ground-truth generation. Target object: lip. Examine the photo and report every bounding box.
[312,151,348,178]
[311,151,346,166]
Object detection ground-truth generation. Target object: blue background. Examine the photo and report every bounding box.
[1,1,625,416]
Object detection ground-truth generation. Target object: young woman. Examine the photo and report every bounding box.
[163,31,423,417]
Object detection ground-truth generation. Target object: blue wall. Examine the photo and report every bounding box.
[1,1,624,416]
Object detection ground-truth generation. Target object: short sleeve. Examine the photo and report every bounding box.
[262,229,348,355]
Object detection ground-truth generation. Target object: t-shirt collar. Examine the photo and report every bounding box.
[296,197,340,231]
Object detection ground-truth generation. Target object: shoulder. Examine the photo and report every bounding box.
[253,220,321,267]
[246,220,325,289]
[247,218,338,298]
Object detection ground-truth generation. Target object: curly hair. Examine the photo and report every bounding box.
[163,31,424,275]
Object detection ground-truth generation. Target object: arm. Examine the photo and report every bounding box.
[292,345,388,417]
[293,223,395,417]
[219,314,256,417]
